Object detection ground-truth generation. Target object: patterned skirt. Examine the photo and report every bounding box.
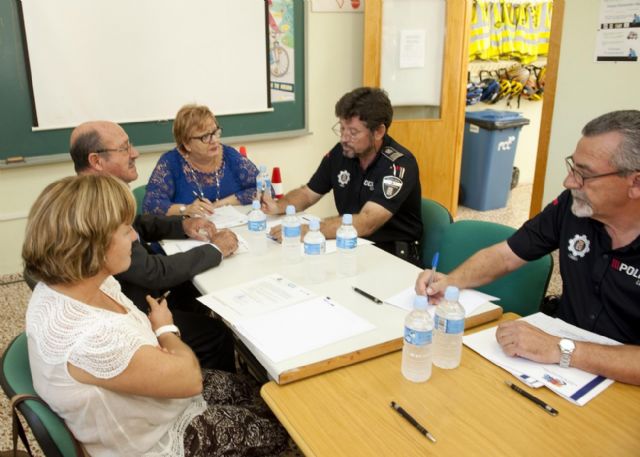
[183,369,289,457]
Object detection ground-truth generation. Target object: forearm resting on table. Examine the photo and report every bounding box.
[573,341,640,385]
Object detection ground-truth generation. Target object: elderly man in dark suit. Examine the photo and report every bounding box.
[69,120,238,372]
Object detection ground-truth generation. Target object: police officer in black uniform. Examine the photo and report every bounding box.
[416,110,640,385]
[263,87,423,266]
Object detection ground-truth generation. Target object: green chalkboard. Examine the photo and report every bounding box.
[0,0,305,165]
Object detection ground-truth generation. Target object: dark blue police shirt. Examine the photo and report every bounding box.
[307,134,422,244]
[507,190,640,344]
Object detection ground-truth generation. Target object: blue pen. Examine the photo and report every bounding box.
[426,252,439,291]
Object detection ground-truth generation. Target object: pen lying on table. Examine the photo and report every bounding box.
[390,401,436,443]
[505,381,558,416]
[352,286,384,305]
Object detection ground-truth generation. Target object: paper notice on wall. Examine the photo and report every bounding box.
[399,29,426,69]
[594,0,640,62]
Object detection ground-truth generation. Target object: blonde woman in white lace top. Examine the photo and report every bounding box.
[22,175,287,457]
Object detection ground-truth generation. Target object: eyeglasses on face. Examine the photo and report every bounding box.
[332,122,367,140]
[96,141,133,155]
[190,127,223,144]
[564,156,625,187]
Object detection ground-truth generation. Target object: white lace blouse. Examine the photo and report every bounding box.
[26,278,206,457]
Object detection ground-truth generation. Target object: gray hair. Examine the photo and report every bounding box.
[582,110,640,173]
[69,129,104,173]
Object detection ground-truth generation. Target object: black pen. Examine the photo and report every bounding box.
[505,381,558,416]
[352,286,383,305]
[390,401,436,443]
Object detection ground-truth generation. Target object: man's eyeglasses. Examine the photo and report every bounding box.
[332,122,366,140]
[564,156,625,187]
[96,141,133,155]
[190,127,223,144]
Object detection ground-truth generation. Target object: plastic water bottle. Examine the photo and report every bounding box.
[433,286,465,369]
[282,205,302,263]
[303,219,326,283]
[256,165,271,195]
[336,214,357,277]
[247,200,267,255]
[401,295,433,382]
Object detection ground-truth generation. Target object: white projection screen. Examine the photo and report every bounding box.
[20,0,269,130]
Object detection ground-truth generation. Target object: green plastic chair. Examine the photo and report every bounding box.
[420,198,453,268]
[437,220,553,316]
[0,333,85,457]
[132,185,146,215]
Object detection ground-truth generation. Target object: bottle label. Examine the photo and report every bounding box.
[434,316,465,334]
[336,236,357,249]
[284,225,301,237]
[404,327,432,346]
[304,242,324,255]
[248,220,266,232]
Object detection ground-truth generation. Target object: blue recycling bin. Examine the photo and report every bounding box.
[459,110,530,211]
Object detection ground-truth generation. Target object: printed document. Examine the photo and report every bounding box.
[463,312,618,405]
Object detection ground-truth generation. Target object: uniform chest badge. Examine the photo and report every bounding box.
[568,234,590,260]
[337,170,351,187]
[382,176,403,199]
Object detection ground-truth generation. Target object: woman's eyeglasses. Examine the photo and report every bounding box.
[190,127,223,144]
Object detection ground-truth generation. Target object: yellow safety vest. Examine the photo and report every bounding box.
[469,0,492,60]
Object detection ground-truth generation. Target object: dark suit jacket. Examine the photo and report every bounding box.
[116,215,222,311]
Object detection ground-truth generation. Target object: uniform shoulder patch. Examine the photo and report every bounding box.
[381,146,404,162]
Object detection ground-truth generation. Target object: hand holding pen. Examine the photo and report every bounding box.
[183,190,214,217]
[415,252,446,299]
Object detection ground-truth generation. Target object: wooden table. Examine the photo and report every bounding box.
[261,313,640,456]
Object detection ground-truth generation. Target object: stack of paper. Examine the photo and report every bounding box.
[463,313,619,405]
[198,274,376,364]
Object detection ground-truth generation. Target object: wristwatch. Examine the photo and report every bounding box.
[558,338,575,368]
[179,205,187,215]
[155,324,181,338]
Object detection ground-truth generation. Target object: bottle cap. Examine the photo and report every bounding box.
[342,213,353,225]
[444,286,460,301]
[309,219,320,231]
[239,146,247,157]
[252,200,260,209]
[259,164,267,172]
[286,205,296,215]
[413,295,428,310]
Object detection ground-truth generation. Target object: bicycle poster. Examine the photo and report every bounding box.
[269,0,296,102]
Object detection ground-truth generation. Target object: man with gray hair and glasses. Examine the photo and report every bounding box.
[416,110,640,385]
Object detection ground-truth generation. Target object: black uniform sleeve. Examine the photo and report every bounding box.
[369,154,419,214]
[133,214,186,241]
[507,190,569,261]
[307,150,335,196]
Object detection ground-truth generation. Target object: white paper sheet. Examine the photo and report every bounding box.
[463,313,619,405]
[385,287,498,316]
[198,274,315,318]
[235,296,375,363]
[207,205,249,229]
[160,234,249,256]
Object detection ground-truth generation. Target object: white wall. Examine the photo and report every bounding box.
[0,7,365,275]
[543,0,640,204]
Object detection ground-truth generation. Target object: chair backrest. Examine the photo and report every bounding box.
[438,220,553,316]
[420,198,453,268]
[0,333,83,457]
[132,185,146,215]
